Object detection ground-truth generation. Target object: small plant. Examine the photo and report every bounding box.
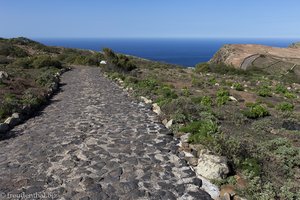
[216,88,230,106]
[201,96,213,107]
[276,102,294,112]
[208,77,217,85]
[284,92,297,99]
[275,84,288,94]
[188,119,218,143]
[257,85,272,97]
[232,82,244,91]
[182,87,191,97]
[243,103,270,119]
[240,158,261,177]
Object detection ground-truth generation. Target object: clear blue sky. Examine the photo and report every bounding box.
[1,0,300,38]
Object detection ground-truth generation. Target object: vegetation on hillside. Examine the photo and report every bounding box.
[102,49,300,200]
[0,37,104,122]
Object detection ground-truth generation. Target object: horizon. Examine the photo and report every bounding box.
[1,0,300,38]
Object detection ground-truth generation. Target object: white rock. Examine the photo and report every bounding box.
[229,96,238,101]
[183,151,194,158]
[162,119,168,126]
[198,175,220,199]
[152,103,162,115]
[180,133,191,143]
[4,113,21,127]
[195,150,229,180]
[140,96,152,104]
[165,119,173,129]
[215,83,220,86]
[100,60,107,65]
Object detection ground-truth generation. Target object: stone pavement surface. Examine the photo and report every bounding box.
[0,67,212,200]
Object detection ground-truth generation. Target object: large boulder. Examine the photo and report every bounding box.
[195,149,230,180]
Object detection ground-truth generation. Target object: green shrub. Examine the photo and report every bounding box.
[276,102,294,112]
[0,93,20,119]
[182,87,191,97]
[275,84,288,94]
[232,82,244,91]
[284,92,297,99]
[201,96,213,107]
[180,119,218,144]
[138,78,158,90]
[21,90,45,108]
[35,71,57,87]
[216,88,230,106]
[32,56,62,69]
[158,86,178,99]
[103,48,136,73]
[195,62,210,72]
[12,58,32,68]
[243,103,270,119]
[240,158,261,177]
[257,85,272,97]
[162,97,206,123]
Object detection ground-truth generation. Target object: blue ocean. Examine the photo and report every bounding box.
[36,38,299,67]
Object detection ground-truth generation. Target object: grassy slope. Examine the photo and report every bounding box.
[103,52,300,200]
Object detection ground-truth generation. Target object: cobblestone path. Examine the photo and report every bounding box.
[0,67,212,200]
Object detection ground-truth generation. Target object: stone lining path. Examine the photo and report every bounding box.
[0,67,212,200]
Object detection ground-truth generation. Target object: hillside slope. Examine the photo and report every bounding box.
[209,44,300,77]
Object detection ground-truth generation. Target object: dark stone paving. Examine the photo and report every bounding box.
[0,67,212,200]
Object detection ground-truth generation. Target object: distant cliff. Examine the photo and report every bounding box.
[209,44,300,76]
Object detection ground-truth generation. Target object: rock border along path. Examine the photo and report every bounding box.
[0,67,212,200]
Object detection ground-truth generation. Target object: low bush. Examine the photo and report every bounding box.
[35,71,57,87]
[257,85,272,97]
[275,84,288,94]
[103,48,136,73]
[11,58,33,68]
[21,89,45,108]
[284,92,297,99]
[243,103,270,119]
[216,88,230,106]
[161,97,206,123]
[195,62,210,72]
[179,119,218,144]
[32,56,62,69]
[232,82,244,91]
[0,93,20,120]
[276,102,294,112]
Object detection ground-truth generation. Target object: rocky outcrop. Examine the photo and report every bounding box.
[289,42,300,49]
[209,44,300,70]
